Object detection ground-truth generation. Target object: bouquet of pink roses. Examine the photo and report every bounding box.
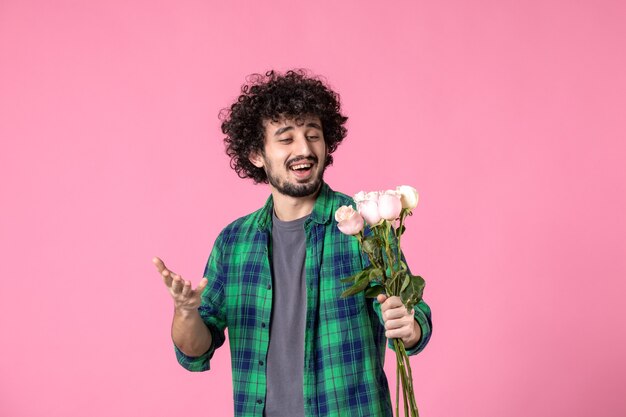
[335,185,425,417]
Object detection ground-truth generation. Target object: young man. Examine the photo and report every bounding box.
[153,70,432,417]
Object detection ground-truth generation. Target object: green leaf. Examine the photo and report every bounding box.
[362,235,381,253]
[339,266,372,283]
[362,236,383,267]
[387,269,407,293]
[400,274,425,310]
[339,273,358,283]
[364,285,385,298]
[340,274,370,298]
[400,272,411,293]
[368,267,383,281]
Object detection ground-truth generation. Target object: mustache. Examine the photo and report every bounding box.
[286,156,318,167]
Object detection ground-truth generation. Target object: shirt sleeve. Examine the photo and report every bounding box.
[174,233,228,372]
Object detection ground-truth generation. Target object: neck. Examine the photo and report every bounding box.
[271,184,321,221]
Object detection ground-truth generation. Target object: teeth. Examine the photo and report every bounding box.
[291,163,312,170]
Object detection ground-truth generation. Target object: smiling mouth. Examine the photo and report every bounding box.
[289,162,314,171]
[288,160,316,179]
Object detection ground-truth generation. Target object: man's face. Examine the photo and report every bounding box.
[250,115,327,198]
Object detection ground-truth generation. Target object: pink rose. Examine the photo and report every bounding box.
[378,190,402,220]
[335,205,355,222]
[335,205,364,235]
[354,191,382,226]
[358,199,382,226]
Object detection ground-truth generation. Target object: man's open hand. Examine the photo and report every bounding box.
[153,257,208,311]
[377,294,421,349]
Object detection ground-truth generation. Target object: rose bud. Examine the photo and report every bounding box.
[396,185,419,210]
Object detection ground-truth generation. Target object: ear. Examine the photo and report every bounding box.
[248,150,264,168]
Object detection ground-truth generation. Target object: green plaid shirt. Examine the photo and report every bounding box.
[175,182,432,417]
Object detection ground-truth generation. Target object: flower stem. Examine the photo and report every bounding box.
[396,210,407,271]
[402,370,409,417]
[392,339,420,417]
[401,343,420,416]
[382,221,398,293]
[396,353,400,417]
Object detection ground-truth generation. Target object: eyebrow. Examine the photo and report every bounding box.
[274,122,322,137]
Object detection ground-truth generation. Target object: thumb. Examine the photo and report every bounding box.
[196,277,209,293]
[377,294,388,304]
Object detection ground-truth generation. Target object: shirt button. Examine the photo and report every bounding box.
[257,399,263,404]
[261,322,266,328]
[267,284,272,290]
[259,360,264,366]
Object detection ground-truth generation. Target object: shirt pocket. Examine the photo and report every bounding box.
[320,257,366,320]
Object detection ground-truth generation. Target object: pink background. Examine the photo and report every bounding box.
[1,0,625,416]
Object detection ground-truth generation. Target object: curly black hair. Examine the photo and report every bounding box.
[219,69,348,184]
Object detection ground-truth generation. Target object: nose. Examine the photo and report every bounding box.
[294,134,314,157]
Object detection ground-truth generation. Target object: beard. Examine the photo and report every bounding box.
[264,156,325,198]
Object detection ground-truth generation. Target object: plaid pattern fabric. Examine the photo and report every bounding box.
[174,182,432,417]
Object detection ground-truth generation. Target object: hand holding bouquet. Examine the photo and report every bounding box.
[335,185,425,417]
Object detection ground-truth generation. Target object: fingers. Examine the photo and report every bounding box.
[385,321,415,341]
[181,280,192,297]
[154,257,207,305]
[154,257,175,287]
[383,306,410,320]
[171,274,193,295]
[170,273,184,293]
[382,296,404,309]
[168,271,204,301]
[160,268,174,287]
[196,277,209,293]
[385,317,420,343]
[154,257,188,292]
[379,295,413,336]
[378,295,416,341]
[152,257,166,272]
[379,295,406,315]
[384,313,412,329]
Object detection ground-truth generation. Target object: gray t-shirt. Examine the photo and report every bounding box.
[264,210,308,417]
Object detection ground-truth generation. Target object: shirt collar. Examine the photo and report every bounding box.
[257,181,333,230]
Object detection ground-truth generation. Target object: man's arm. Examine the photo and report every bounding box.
[154,257,212,357]
[171,305,212,357]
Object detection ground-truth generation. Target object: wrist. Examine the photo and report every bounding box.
[174,305,199,318]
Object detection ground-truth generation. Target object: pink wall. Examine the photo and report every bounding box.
[1,0,625,416]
